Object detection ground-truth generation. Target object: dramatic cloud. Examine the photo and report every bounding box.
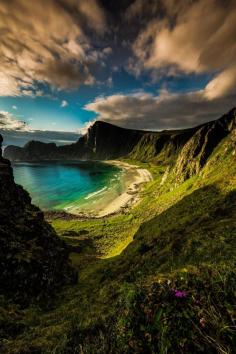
[0,111,28,131]
[84,90,235,130]
[77,0,107,34]
[131,0,236,98]
[1,0,235,132]
[204,65,236,100]
[0,0,107,96]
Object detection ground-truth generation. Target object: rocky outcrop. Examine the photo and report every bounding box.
[174,108,236,182]
[0,135,76,305]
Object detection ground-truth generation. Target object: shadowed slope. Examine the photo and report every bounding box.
[0,135,76,306]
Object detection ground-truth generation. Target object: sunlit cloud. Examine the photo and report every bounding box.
[0,111,29,131]
[130,0,236,99]
[0,0,107,96]
[60,100,68,108]
[77,120,96,135]
[84,89,235,130]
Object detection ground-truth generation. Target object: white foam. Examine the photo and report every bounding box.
[84,186,107,200]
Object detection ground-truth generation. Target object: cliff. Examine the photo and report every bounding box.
[174,108,236,182]
[0,135,75,305]
[4,109,236,182]
[4,120,197,162]
[4,121,145,161]
[1,108,236,353]
[129,127,197,164]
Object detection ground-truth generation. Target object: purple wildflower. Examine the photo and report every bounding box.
[171,289,187,298]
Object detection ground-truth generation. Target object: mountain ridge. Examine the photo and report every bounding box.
[1,107,236,353]
[4,109,236,183]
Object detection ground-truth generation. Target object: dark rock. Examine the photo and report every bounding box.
[4,121,145,161]
[174,108,236,182]
[3,121,196,162]
[3,108,236,185]
[0,136,76,306]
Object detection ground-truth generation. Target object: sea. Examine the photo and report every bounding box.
[12,161,124,214]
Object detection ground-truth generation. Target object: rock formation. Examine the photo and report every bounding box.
[0,135,75,305]
[174,108,236,182]
[3,108,236,184]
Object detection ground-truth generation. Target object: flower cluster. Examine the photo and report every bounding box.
[172,289,187,298]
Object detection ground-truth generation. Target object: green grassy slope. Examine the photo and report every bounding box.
[1,114,236,353]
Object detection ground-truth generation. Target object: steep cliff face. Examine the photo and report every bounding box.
[4,109,236,181]
[0,135,75,305]
[84,121,144,159]
[4,121,145,161]
[129,128,197,163]
[4,120,195,162]
[174,108,236,182]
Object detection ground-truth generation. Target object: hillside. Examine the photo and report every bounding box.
[4,110,235,167]
[4,120,198,162]
[1,108,236,353]
[0,135,75,308]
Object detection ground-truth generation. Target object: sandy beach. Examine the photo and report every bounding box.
[62,160,152,218]
[97,161,152,217]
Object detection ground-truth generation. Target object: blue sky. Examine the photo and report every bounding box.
[0,0,235,145]
[0,70,212,131]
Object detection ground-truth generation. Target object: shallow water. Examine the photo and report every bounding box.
[12,161,124,213]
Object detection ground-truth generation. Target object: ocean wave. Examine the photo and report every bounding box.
[84,186,107,200]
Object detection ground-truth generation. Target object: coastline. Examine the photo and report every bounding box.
[98,160,152,217]
[59,160,152,219]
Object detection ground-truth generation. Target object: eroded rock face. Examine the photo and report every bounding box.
[4,121,145,161]
[174,108,236,182]
[3,108,236,184]
[0,135,76,305]
[129,128,197,163]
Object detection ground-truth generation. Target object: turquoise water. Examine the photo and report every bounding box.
[12,161,124,213]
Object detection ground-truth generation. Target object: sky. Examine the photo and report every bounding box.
[0,0,236,146]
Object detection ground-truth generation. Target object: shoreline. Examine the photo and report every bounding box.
[49,160,152,219]
[98,160,152,217]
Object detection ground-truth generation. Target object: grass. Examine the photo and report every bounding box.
[1,133,236,353]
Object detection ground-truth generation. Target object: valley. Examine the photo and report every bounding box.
[1,108,236,353]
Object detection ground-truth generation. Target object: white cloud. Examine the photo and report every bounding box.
[131,0,236,99]
[77,120,96,135]
[204,65,236,100]
[0,0,107,96]
[60,100,68,108]
[84,89,236,130]
[0,111,29,131]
